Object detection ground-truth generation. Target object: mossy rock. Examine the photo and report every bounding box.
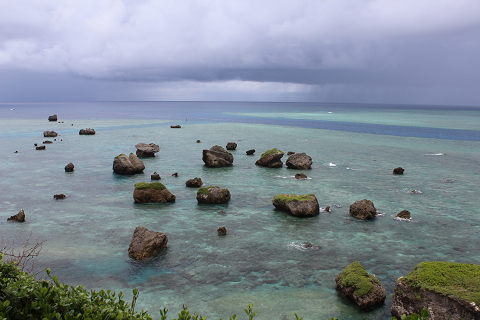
[197,186,219,195]
[272,194,319,217]
[196,186,230,204]
[261,148,283,159]
[273,194,315,203]
[134,182,166,190]
[404,261,480,306]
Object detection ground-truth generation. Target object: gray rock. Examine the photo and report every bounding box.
[197,186,231,204]
[43,131,58,137]
[79,128,95,135]
[256,148,284,168]
[135,143,160,157]
[48,114,57,121]
[186,177,203,188]
[128,226,168,260]
[349,199,377,220]
[286,152,312,169]
[8,209,25,222]
[202,145,234,167]
[272,194,319,217]
[113,153,145,175]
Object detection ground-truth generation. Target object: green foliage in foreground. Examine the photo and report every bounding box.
[260,148,283,159]
[135,182,166,190]
[391,309,430,320]
[273,194,315,203]
[338,261,380,297]
[404,261,480,305]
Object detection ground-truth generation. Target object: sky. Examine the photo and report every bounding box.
[1,0,480,105]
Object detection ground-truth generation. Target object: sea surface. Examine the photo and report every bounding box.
[1,101,479,319]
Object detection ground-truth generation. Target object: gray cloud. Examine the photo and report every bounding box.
[1,0,480,104]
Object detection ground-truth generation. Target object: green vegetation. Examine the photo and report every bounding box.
[260,148,283,159]
[404,261,480,305]
[197,186,219,195]
[392,309,430,320]
[339,261,380,297]
[134,182,166,190]
[273,194,315,203]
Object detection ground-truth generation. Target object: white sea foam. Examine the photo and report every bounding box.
[394,216,412,222]
[327,111,333,114]
[424,152,445,156]
[288,242,308,251]
[328,162,336,167]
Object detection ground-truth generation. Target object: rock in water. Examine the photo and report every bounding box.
[202,145,234,167]
[287,151,295,155]
[133,182,176,203]
[246,149,255,155]
[349,199,377,220]
[391,261,480,319]
[48,114,57,121]
[43,140,53,144]
[286,152,312,169]
[79,128,96,135]
[65,162,74,172]
[43,131,58,137]
[135,143,160,157]
[7,209,25,222]
[226,142,237,150]
[256,148,284,168]
[295,173,308,179]
[151,172,161,180]
[54,194,66,199]
[393,167,404,175]
[35,145,46,150]
[396,210,411,219]
[170,125,181,128]
[186,177,203,188]
[217,226,227,236]
[336,261,386,310]
[196,140,201,143]
[197,186,231,204]
[272,194,319,217]
[113,153,145,175]
[128,226,168,260]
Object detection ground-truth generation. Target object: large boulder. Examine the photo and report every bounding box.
[7,209,25,222]
[256,148,284,168]
[128,226,168,260]
[202,145,234,167]
[113,153,145,175]
[226,142,237,150]
[135,143,160,157]
[133,182,175,203]
[393,167,405,175]
[48,114,57,122]
[43,131,58,137]
[79,128,95,135]
[349,199,377,220]
[336,261,386,310]
[286,152,312,169]
[186,177,203,188]
[197,186,231,204]
[391,262,480,320]
[272,194,319,217]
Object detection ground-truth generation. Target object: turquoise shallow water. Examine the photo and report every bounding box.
[0,102,479,319]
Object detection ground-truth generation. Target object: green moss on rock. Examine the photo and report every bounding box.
[261,148,283,159]
[273,194,315,202]
[339,261,379,297]
[197,186,219,195]
[404,261,480,305]
[134,182,166,190]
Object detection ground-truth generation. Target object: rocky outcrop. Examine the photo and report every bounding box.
[295,173,308,179]
[7,209,25,222]
[170,125,181,128]
[336,261,386,310]
[286,152,312,169]
[151,172,161,180]
[202,145,234,167]
[246,149,255,155]
[197,186,231,204]
[272,194,319,217]
[393,167,404,175]
[256,148,284,168]
[35,146,45,150]
[391,261,480,320]
[135,143,160,157]
[128,226,168,260]
[79,128,95,135]
[217,226,227,236]
[186,177,203,188]
[396,210,411,219]
[349,199,377,220]
[113,153,145,175]
[48,114,57,122]
[226,142,237,150]
[65,163,74,172]
[43,140,53,144]
[43,131,58,137]
[54,194,66,199]
[133,183,175,203]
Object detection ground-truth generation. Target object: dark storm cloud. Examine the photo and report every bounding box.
[1,0,480,103]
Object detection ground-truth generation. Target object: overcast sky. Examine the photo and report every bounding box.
[1,0,480,104]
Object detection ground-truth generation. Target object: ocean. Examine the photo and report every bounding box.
[1,101,479,319]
